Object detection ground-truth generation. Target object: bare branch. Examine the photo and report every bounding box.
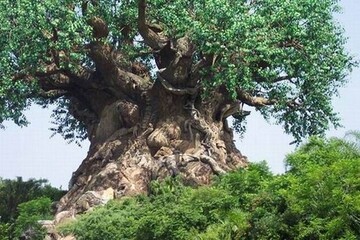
[255,75,294,84]
[279,39,304,50]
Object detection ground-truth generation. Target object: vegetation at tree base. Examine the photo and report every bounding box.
[59,134,360,240]
[0,178,64,240]
[13,197,53,240]
[0,138,358,240]
[0,177,64,223]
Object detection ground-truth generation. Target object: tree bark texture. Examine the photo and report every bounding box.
[56,78,248,216]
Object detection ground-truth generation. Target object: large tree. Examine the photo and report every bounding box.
[0,0,355,215]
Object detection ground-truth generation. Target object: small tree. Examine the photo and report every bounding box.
[0,0,355,214]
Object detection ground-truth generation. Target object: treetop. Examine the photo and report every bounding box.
[0,0,356,142]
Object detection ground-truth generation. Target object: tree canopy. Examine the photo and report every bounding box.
[0,0,355,142]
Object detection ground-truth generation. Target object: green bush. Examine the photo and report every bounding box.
[280,137,360,239]
[61,136,360,240]
[13,197,53,240]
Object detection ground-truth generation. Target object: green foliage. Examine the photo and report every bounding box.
[0,0,90,127]
[281,136,360,239]
[13,197,52,239]
[0,177,64,224]
[61,134,360,239]
[285,136,360,173]
[60,179,239,240]
[49,97,88,146]
[0,177,64,239]
[0,0,356,142]
[147,0,355,141]
[0,223,10,240]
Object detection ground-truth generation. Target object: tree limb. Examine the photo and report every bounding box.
[89,42,151,98]
[12,61,97,99]
[137,0,168,50]
[13,63,71,88]
[254,75,294,84]
[88,16,109,39]
[236,89,277,107]
[157,71,198,95]
[189,54,213,86]
[38,89,68,98]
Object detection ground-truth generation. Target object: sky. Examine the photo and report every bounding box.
[0,1,359,189]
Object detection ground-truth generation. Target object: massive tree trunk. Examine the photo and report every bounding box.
[56,78,247,217]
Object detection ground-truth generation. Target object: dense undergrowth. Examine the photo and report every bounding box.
[59,136,360,240]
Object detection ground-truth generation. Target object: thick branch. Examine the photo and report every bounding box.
[12,61,98,102]
[38,89,68,98]
[157,71,198,95]
[138,0,167,50]
[89,42,151,98]
[35,63,97,90]
[189,54,214,86]
[88,16,109,39]
[236,89,277,107]
[13,63,72,88]
[155,36,195,85]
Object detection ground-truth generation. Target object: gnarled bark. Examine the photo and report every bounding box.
[56,82,248,217]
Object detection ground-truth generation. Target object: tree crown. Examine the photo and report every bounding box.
[0,0,356,142]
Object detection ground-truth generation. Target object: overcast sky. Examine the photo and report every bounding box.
[0,1,359,189]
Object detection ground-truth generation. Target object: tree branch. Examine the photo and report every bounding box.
[38,89,68,98]
[88,16,109,39]
[189,54,213,86]
[12,61,97,99]
[13,63,71,88]
[157,70,198,95]
[138,0,168,50]
[236,89,277,107]
[89,42,151,98]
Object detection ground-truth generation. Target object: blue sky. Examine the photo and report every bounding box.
[0,1,359,189]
